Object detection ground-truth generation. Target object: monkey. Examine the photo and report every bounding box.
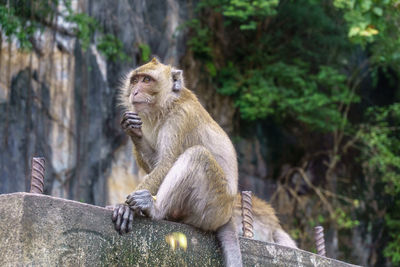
[232,194,297,248]
[112,58,298,265]
[112,58,242,267]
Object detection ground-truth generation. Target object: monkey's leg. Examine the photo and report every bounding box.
[126,145,242,267]
[127,145,235,231]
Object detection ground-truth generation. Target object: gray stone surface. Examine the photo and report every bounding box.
[0,0,193,205]
[0,192,359,267]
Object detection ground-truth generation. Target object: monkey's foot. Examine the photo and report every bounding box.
[112,203,134,234]
[126,189,155,218]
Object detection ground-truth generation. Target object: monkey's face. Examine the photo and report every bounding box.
[121,58,183,114]
[129,74,158,111]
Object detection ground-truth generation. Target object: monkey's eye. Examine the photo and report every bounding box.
[143,76,151,83]
[131,77,139,84]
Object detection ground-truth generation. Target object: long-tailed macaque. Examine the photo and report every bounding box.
[112,58,296,266]
[113,58,242,266]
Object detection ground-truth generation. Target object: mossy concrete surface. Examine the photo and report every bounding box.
[0,193,359,267]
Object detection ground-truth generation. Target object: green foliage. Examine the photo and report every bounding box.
[361,104,400,194]
[334,0,400,67]
[97,34,128,62]
[222,0,279,30]
[359,103,400,264]
[191,0,400,263]
[189,0,356,132]
[196,0,278,30]
[138,43,151,62]
[65,12,97,50]
[334,208,360,229]
[186,18,213,59]
[0,0,127,62]
[385,208,400,264]
[0,5,34,49]
[334,0,392,42]
[218,62,357,131]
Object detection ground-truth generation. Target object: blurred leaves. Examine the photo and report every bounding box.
[0,0,127,62]
[97,34,128,62]
[359,103,400,264]
[190,0,400,264]
[218,62,357,132]
[138,43,151,63]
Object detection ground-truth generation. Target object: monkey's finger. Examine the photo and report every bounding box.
[123,111,138,116]
[126,194,150,206]
[127,122,142,129]
[112,205,119,222]
[121,119,141,130]
[121,120,131,130]
[125,113,141,119]
[122,111,139,120]
[122,112,140,120]
[115,205,125,231]
[125,196,135,206]
[128,212,134,232]
[121,114,141,125]
[130,125,142,129]
[122,119,142,130]
[120,206,130,234]
[127,119,143,125]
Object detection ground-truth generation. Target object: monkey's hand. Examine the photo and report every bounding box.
[121,112,143,138]
[125,189,155,218]
[112,203,134,235]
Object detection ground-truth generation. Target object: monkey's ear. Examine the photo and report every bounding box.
[151,57,159,64]
[172,69,183,92]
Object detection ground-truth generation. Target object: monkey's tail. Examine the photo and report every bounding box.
[217,218,243,267]
[273,228,298,249]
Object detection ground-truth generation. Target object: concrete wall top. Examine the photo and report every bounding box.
[0,193,360,267]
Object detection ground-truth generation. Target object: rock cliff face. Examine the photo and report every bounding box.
[0,0,251,205]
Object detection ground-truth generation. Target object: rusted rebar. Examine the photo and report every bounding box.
[241,191,254,238]
[30,157,45,194]
[314,226,326,257]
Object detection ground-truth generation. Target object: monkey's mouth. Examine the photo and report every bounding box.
[132,101,152,105]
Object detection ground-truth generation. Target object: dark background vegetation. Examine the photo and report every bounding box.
[0,0,399,266]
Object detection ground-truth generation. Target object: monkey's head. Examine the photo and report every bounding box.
[120,58,185,114]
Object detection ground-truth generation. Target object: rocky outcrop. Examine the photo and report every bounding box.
[0,0,196,205]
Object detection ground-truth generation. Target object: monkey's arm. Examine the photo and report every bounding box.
[132,137,156,173]
[121,111,170,194]
[134,124,180,195]
[121,112,156,173]
[134,159,174,195]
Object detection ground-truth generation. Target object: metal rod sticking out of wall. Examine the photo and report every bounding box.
[241,191,254,239]
[314,226,326,257]
[30,157,45,194]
